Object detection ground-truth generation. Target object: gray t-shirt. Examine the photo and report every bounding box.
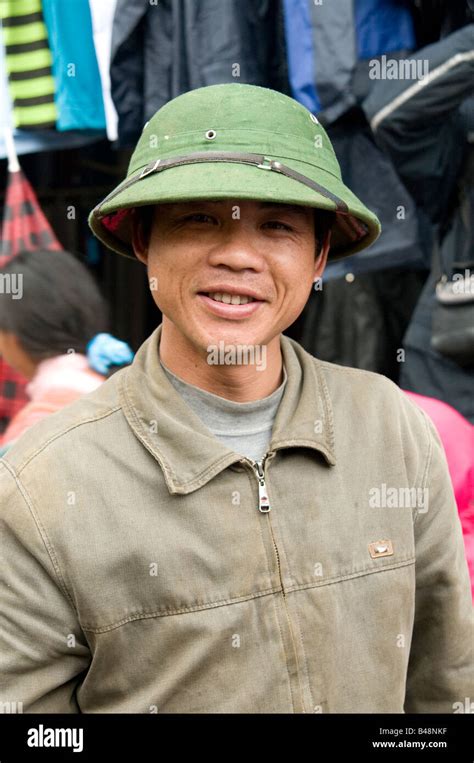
[160,359,287,463]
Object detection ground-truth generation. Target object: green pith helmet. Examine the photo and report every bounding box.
[88,83,381,261]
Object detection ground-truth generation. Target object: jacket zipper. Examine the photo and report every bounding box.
[243,453,286,589]
[246,455,285,597]
[252,456,272,513]
[244,452,306,711]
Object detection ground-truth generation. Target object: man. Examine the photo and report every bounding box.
[0,84,472,713]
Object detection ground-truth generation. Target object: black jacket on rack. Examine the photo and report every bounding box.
[363,24,474,421]
[110,0,290,148]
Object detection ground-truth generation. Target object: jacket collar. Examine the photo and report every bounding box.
[120,324,336,494]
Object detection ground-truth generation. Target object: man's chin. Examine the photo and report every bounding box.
[197,326,271,352]
[163,314,276,359]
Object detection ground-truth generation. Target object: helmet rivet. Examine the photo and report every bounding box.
[205,129,217,140]
[310,113,319,123]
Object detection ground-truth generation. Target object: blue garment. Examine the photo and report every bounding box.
[42,0,106,131]
[283,0,416,124]
[354,0,415,59]
[282,0,320,115]
[86,334,134,375]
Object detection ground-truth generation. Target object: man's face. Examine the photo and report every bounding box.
[132,199,329,354]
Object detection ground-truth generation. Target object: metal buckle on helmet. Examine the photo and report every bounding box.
[256,156,274,170]
[139,159,161,179]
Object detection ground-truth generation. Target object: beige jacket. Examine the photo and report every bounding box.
[0,324,472,713]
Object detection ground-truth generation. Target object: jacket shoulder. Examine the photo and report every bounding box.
[310,355,436,458]
[1,370,125,475]
[314,355,420,409]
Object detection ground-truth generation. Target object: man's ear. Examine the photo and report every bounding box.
[313,228,331,281]
[131,208,149,265]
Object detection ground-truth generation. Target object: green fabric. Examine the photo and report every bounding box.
[9,74,54,98]
[88,83,382,261]
[2,20,46,45]
[0,0,57,129]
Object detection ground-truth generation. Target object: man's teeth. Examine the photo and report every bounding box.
[208,292,255,305]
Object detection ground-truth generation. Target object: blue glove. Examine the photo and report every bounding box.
[86,333,134,375]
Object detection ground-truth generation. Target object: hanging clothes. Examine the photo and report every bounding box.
[41,0,106,131]
[0,23,106,156]
[110,0,290,148]
[88,0,118,142]
[323,120,426,278]
[299,266,427,382]
[282,0,426,276]
[280,0,426,398]
[363,24,474,422]
[282,0,416,124]
[0,0,57,129]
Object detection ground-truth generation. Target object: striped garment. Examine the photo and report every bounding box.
[0,0,57,129]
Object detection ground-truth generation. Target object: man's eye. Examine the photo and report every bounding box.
[182,213,216,224]
[263,221,293,231]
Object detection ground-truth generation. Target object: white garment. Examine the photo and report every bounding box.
[88,0,118,142]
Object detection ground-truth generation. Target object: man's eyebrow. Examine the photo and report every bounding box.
[256,202,311,217]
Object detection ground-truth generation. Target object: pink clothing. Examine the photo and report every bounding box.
[403,390,474,601]
[0,354,105,446]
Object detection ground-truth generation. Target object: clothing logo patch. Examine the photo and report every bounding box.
[368,539,394,558]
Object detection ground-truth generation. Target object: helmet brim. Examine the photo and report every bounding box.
[88,156,381,261]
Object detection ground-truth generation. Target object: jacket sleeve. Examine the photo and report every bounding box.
[0,460,90,712]
[404,405,474,713]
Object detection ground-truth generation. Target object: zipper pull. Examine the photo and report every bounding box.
[254,459,271,513]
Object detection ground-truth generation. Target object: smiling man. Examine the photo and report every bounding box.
[0,84,472,714]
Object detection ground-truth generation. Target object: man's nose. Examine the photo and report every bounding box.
[206,228,266,271]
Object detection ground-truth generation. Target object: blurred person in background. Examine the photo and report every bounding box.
[403,389,474,600]
[0,357,28,436]
[0,249,133,453]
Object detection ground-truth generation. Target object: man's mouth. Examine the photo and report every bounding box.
[203,292,256,305]
[196,290,264,319]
